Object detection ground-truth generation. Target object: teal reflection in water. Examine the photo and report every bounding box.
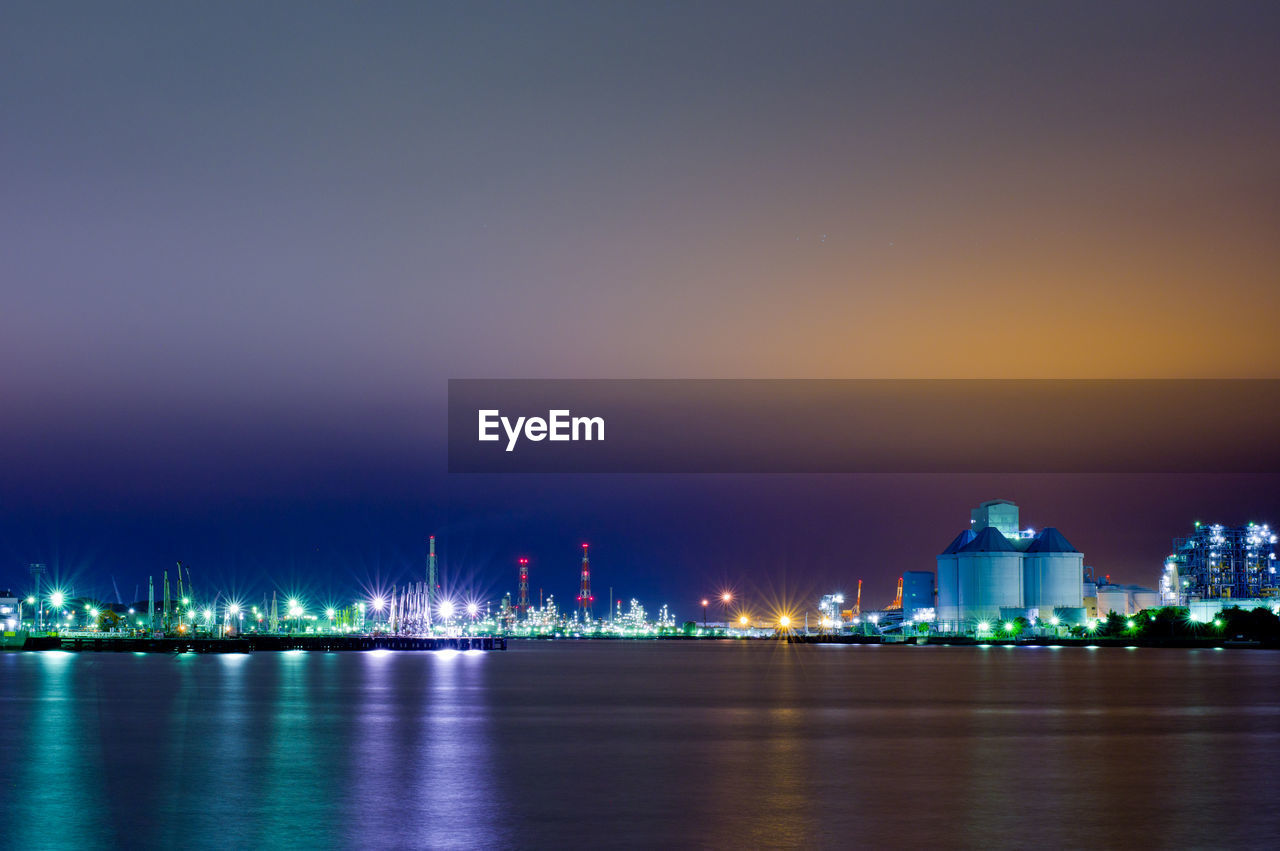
[3,644,1279,847]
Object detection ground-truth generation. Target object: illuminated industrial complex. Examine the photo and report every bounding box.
[6,502,1280,650]
[1162,521,1279,622]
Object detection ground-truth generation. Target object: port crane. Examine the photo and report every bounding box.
[887,577,903,611]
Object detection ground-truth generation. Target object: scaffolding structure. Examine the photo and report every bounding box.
[1164,522,1278,604]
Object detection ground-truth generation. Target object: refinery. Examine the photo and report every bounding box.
[3,502,1279,651]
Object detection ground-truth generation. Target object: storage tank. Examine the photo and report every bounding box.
[1052,606,1088,626]
[935,529,975,631]
[1129,587,1160,611]
[1096,586,1128,616]
[957,527,1023,625]
[999,607,1031,624]
[1023,528,1084,615]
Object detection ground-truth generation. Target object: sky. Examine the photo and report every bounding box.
[2,2,1278,613]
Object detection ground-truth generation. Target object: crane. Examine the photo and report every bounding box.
[887,577,903,611]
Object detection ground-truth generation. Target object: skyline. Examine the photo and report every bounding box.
[6,476,1276,616]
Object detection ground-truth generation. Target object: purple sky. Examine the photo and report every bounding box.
[3,2,1278,613]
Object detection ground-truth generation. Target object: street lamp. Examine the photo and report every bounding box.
[701,598,709,627]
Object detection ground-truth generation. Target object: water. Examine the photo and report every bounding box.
[2,642,1278,849]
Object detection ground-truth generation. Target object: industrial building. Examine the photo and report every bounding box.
[1160,521,1278,620]
[901,571,934,623]
[936,500,1086,632]
[1093,583,1159,617]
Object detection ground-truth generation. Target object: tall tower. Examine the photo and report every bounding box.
[426,535,440,618]
[577,543,593,621]
[518,557,530,615]
[29,564,45,630]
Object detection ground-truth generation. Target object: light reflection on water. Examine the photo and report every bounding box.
[0,643,1278,847]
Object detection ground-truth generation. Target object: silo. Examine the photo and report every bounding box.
[1052,606,1087,626]
[1129,587,1160,611]
[957,526,1023,625]
[1096,586,1128,616]
[1023,527,1084,618]
[936,529,975,631]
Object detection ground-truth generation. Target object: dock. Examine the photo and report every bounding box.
[20,634,506,653]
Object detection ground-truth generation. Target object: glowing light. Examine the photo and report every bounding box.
[89,608,99,619]
[739,615,749,626]
[977,621,991,632]
[372,596,386,612]
[50,591,64,609]
[325,608,336,619]
[439,600,455,619]
[778,615,791,628]
[1125,619,1135,630]
[701,599,709,607]
[1003,621,1014,632]
[228,603,241,616]
[1049,616,1060,626]
[466,602,479,617]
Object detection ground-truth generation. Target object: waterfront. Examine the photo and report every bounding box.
[2,642,1278,848]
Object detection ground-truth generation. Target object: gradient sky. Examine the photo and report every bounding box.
[3,2,1278,612]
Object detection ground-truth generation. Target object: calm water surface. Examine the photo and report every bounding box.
[2,641,1277,849]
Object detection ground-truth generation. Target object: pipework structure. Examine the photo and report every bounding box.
[1163,522,1278,604]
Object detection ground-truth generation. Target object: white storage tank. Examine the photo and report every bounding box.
[1129,587,1160,611]
[1096,586,1129,616]
[1023,528,1084,613]
[957,527,1023,624]
[936,529,975,631]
